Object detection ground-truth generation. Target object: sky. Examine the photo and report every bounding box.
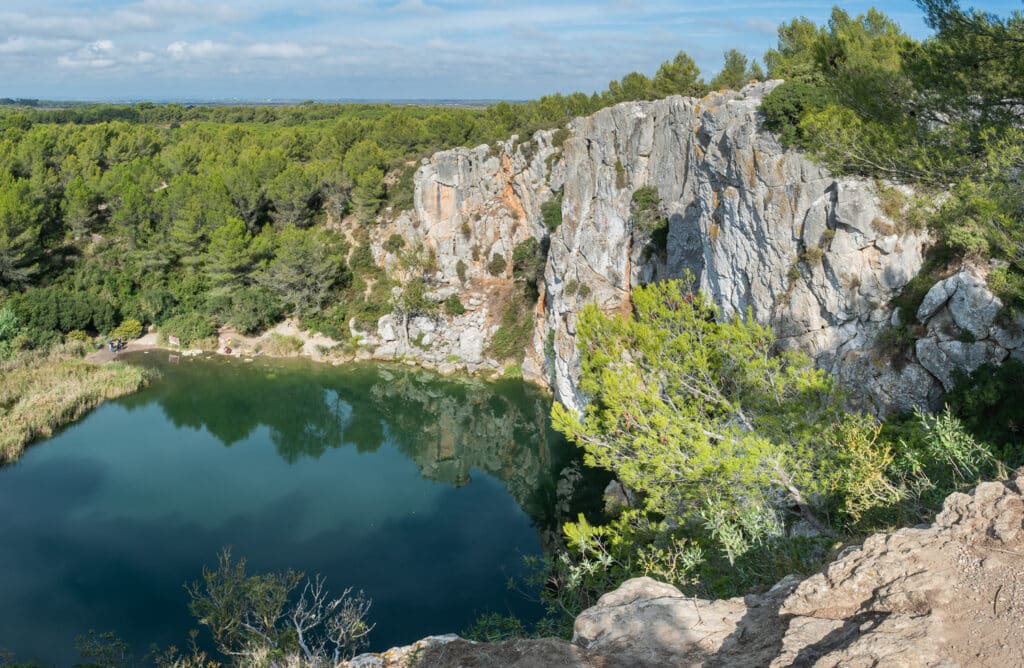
[0,1,1020,102]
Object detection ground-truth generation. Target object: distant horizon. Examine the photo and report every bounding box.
[1,1,1020,101]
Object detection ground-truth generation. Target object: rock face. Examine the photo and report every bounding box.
[357,81,1022,412]
[345,472,1024,667]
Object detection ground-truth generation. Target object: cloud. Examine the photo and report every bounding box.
[166,40,230,61]
[57,39,119,69]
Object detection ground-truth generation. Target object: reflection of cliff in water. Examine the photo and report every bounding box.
[117,355,604,537]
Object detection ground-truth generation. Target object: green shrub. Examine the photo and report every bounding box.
[487,253,507,277]
[759,78,832,146]
[455,259,468,283]
[383,233,405,253]
[160,312,216,346]
[64,329,92,343]
[260,333,304,356]
[111,318,144,340]
[444,294,466,316]
[229,287,281,335]
[614,160,627,189]
[541,193,563,232]
[486,297,533,361]
[946,360,1024,466]
[551,128,570,149]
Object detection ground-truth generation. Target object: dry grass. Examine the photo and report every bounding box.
[0,349,149,463]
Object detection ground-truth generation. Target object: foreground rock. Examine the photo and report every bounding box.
[344,472,1024,667]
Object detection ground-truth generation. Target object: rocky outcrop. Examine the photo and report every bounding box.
[355,81,1023,411]
[540,83,936,413]
[344,472,1024,667]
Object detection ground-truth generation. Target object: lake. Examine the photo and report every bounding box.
[0,353,600,665]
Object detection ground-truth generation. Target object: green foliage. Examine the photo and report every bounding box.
[541,192,563,232]
[455,258,467,283]
[487,252,507,277]
[614,160,626,189]
[261,225,348,315]
[486,296,534,361]
[652,51,708,98]
[945,360,1024,466]
[552,279,900,561]
[512,237,547,301]
[709,49,764,90]
[630,185,664,234]
[259,332,304,356]
[160,312,215,346]
[383,233,405,254]
[551,128,570,149]
[110,318,143,340]
[760,3,1024,290]
[444,293,466,316]
[760,79,833,145]
[186,548,374,663]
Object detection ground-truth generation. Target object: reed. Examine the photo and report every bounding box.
[0,349,149,463]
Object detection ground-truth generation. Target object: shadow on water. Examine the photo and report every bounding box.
[0,353,607,665]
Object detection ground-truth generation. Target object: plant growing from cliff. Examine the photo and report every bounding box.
[552,279,897,557]
[630,185,666,235]
[541,192,563,232]
[614,160,627,189]
[444,293,466,316]
[486,296,533,361]
[383,233,405,254]
[512,237,548,301]
[487,252,507,277]
[455,259,468,283]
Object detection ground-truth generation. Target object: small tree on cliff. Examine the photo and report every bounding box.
[552,278,894,549]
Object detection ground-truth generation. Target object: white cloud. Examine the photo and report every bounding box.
[57,39,119,69]
[244,43,328,59]
[166,40,230,61]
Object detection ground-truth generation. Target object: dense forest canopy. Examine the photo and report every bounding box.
[0,49,715,354]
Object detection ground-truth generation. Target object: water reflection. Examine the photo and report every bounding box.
[119,354,599,539]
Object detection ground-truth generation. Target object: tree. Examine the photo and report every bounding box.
[267,164,321,228]
[709,49,763,90]
[0,177,42,287]
[261,226,347,314]
[652,51,707,98]
[551,279,891,542]
[62,176,98,241]
[186,548,374,663]
[205,217,256,290]
[351,167,385,222]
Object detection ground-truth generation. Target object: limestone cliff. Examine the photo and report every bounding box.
[361,81,1023,414]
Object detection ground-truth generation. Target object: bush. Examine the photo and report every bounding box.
[614,160,627,188]
[487,253,507,277]
[110,318,143,340]
[945,359,1024,466]
[229,287,281,335]
[383,233,405,253]
[551,128,570,149]
[760,79,832,145]
[455,259,468,283]
[258,332,304,356]
[486,297,533,360]
[444,293,466,316]
[541,193,563,232]
[160,312,216,346]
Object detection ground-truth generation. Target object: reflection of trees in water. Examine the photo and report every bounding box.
[119,356,601,535]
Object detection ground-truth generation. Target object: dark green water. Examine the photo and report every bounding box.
[0,353,596,665]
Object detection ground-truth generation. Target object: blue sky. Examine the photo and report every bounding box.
[0,1,1019,101]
